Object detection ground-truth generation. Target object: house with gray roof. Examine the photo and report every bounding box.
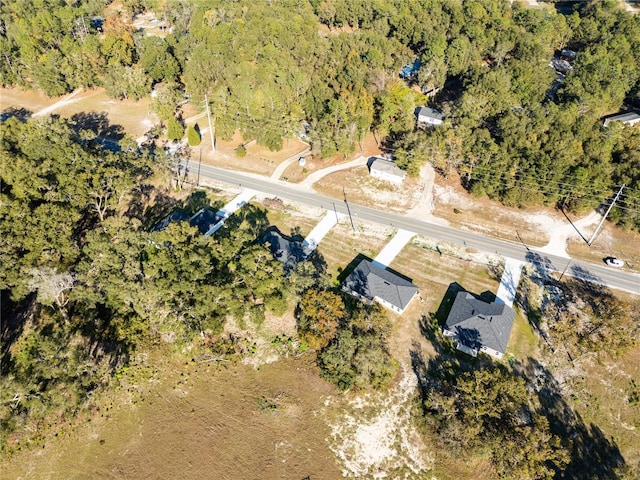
[150,210,190,233]
[258,227,306,271]
[342,259,418,314]
[443,291,515,359]
[416,106,444,126]
[189,207,225,236]
[603,111,640,127]
[368,157,407,185]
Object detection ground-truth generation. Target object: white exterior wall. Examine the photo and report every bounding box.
[442,329,504,359]
[480,345,504,359]
[371,169,405,185]
[374,296,402,314]
[418,115,443,126]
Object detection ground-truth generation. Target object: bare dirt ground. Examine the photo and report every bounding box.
[1,87,159,139]
[194,130,310,178]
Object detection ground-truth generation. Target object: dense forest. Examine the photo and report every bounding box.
[0,113,399,452]
[2,0,640,474]
[1,0,639,229]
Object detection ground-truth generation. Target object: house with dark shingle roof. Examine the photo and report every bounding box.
[258,227,306,271]
[443,291,515,359]
[150,210,190,233]
[342,259,418,314]
[189,207,225,236]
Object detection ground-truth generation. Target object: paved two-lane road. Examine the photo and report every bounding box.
[195,163,639,295]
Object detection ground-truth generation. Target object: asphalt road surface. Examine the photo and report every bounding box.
[194,163,639,296]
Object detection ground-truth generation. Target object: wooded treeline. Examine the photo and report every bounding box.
[0,114,396,453]
[0,115,290,451]
[1,0,639,229]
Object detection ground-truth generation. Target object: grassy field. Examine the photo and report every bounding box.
[3,353,341,480]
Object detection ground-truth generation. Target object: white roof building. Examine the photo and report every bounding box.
[603,111,640,127]
[416,106,444,126]
[369,158,407,184]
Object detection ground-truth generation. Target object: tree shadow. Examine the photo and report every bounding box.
[258,225,308,272]
[306,248,328,277]
[74,303,131,370]
[1,106,32,122]
[525,251,559,280]
[70,111,125,142]
[222,203,270,238]
[0,292,37,375]
[146,190,222,233]
[567,264,607,297]
[433,281,464,324]
[125,184,158,223]
[515,357,627,479]
[336,253,373,284]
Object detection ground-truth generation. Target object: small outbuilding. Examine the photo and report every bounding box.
[603,111,640,127]
[342,259,418,314]
[416,106,444,126]
[443,291,515,359]
[368,157,407,185]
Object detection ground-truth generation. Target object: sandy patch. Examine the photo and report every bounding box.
[327,368,433,479]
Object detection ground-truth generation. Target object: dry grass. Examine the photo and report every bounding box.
[0,86,57,113]
[566,347,640,466]
[316,221,394,281]
[196,130,310,177]
[505,310,539,361]
[567,221,640,270]
[314,167,423,213]
[0,87,158,138]
[261,197,323,237]
[2,353,341,480]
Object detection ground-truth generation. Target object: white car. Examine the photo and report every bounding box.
[604,257,624,268]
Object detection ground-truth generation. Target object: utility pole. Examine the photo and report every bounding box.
[343,187,356,232]
[587,184,625,246]
[559,259,572,281]
[197,148,202,186]
[204,93,215,153]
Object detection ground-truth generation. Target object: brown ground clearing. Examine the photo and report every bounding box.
[279,132,382,183]
[195,130,310,177]
[1,87,158,139]
[3,354,341,480]
[1,86,57,114]
[314,166,423,213]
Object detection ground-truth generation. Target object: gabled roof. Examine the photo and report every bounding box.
[444,291,515,355]
[343,259,418,311]
[417,106,443,121]
[150,210,190,232]
[190,208,224,235]
[369,158,406,178]
[259,228,306,270]
[603,111,640,126]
